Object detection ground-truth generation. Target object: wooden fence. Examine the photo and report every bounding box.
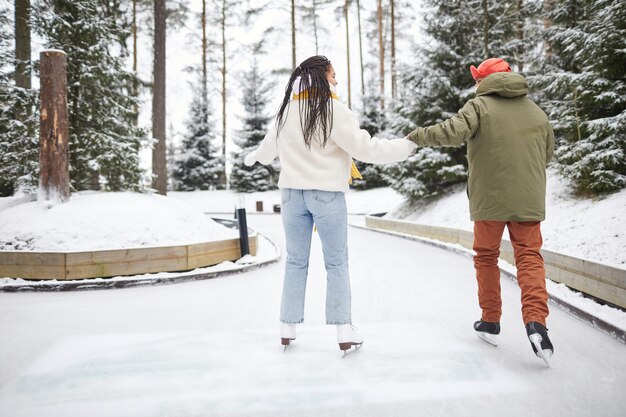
[365,215,626,310]
[0,234,257,281]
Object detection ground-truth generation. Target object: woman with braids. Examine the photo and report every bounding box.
[244,55,416,354]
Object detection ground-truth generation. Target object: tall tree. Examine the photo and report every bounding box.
[0,5,38,196]
[300,0,334,55]
[229,45,276,192]
[383,0,518,201]
[343,0,352,108]
[220,0,227,168]
[35,0,144,192]
[172,75,224,191]
[291,0,296,68]
[14,0,30,92]
[533,0,626,195]
[482,0,489,58]
[377,0,385,110]
[390,0,397,99]
[356,0,365,96]
[132,0,138,124]
[152,0,167,194]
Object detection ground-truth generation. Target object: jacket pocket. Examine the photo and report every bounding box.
[312,190,339,204]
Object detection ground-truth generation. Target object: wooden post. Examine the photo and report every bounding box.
[39,50,70,203]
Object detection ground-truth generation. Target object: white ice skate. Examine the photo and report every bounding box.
[337,324,364,357]
[281,323,296,351]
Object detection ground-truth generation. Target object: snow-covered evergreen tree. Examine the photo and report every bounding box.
[352,79,390,190]
[0,8,39,196]
[34,0,145,191]
[532,0,626,195]
[384,0,520,201]
[172,79,225,191]
[229,49,277,193]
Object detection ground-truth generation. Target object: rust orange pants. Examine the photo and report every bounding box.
[473,221,549,326]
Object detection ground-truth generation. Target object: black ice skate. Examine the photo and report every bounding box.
[474,320,501,346]
[526,321,553,367]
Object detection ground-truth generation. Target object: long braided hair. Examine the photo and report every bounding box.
[275,55,334,149]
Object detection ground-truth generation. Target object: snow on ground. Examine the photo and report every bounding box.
[0,192,238,252]
[169,186,406,215]
[385,169,626,268]
[0,215,624,417]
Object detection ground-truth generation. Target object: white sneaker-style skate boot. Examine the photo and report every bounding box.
[281,323,296,350]
[337,324,364,353]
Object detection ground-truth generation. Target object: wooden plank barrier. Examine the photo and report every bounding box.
[0,234,257,281]
[365,215,626,309]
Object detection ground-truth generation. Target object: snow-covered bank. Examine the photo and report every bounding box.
[385,169,626,268]
[0,192,238,252]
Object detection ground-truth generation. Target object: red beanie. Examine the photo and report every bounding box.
[470,58,511,81]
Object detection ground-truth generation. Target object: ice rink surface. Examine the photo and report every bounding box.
[1,215,624,417]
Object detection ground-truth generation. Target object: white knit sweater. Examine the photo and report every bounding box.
[244,98,416,193]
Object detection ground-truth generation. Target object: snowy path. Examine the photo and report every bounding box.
[0,214,624,417]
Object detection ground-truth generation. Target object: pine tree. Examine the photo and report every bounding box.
[34,0,145,191]
[0,6,38,196]
[229,48,277,193]
[172,78,224,191]
[352,79,389,190]
[532,0,626,195]
[383,0,519,201]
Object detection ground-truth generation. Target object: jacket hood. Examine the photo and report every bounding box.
[476,72,528,98]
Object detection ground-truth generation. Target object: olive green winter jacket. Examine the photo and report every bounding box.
[407,72,555,222]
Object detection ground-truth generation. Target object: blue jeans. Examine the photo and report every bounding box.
[280,188,351,325]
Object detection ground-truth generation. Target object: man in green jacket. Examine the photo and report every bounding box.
[407,58,555,366]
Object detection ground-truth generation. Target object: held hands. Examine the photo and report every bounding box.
[406,136,418,155]
[244,151,256,167]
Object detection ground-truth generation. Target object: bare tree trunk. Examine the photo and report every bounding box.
[221,0,227,166]
[312,1,318,54]
[152,0,167,195]
[356,0,365,97]
[517,0,524,71]
[202,0,207,94]
[377,0,384,110]
[482,0,489,58]
[132,0,138,125]
[543,0,553,59]
[15,0,30,89]
[390,0,396,99]
[15,0,31,120]
[39,50,69,203]
[291,0,296,68]
[344,1,351,108]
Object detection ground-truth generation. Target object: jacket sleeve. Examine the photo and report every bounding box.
[546,124,555,165]
[407,100,480,148]
[331,101,417,163]
[244,125,278,166]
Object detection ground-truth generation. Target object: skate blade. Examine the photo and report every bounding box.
[340,342,363,358]
[476,332,499,346]
[529,334,552,367]
[281,338,295,352]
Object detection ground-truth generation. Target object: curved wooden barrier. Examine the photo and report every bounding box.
[0,222,257,281]
[364,215,626,310]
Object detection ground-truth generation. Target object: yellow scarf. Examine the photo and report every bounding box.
[292,90,362,184]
